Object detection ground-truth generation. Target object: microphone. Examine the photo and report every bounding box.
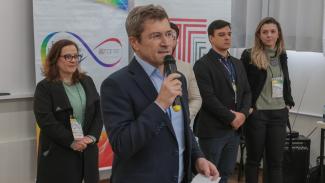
[164,55,182,112]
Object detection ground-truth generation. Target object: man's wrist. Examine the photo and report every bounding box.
[154,100,168,111]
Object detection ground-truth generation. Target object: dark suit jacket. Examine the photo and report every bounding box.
[193,49,251,138]
[100,58,204,183]
[34,75,102,183]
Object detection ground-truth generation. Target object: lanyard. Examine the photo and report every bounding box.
[74,83,85,126]
[268,61,283,78]
[268,55,283,77]
[219,58,237,103]
[219,58,236,83]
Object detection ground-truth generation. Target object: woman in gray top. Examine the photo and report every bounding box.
[241,17,295,183]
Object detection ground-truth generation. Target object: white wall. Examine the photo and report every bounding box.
[0,0,35,97]
[0,98,36,183]
[0,0,37,182]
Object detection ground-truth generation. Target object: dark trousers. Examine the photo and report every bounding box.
[244,108,288,183]
[199,131,240,183]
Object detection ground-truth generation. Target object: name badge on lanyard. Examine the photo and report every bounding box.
[232,82,237,103]
[220,58,237,103]
[70,115,84,140]
[271,76,283,98]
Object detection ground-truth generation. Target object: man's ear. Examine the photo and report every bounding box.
[129,36,139,52]
[208,35,213,44]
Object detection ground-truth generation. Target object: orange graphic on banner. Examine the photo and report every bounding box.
[98,131,114,169]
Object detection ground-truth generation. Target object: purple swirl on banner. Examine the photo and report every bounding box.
[41,31,122,67]
[66,32,122,67]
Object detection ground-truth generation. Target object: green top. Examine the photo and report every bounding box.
[256,48,286,110]
[63,82,86,126]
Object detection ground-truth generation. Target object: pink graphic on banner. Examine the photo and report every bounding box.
[169,18,208,64]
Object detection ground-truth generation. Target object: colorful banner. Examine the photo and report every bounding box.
[33,0,129,169]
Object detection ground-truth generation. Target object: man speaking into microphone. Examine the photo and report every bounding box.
[163,55,182,112]
[100,4,218,183]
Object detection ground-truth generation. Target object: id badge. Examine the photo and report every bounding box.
[272,77,283,98]
[70,116,84,140]
[232,82,237,103]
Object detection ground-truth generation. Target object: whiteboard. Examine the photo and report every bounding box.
[287,51,325,117]
[0,0,35,99]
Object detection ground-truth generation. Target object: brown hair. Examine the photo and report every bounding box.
[207,19,231,36]
[43,39,84,83]
[125,4,169,41]
[170,22,179,38]
[251,17,285,70]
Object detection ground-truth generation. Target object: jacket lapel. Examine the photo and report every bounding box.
[207,51,234,90]
[51,81,72,112]
[79,77,95,128]
[174,74,190,139]
[128,58,178,139]
[128,58,158,102]
[179,75,190,125]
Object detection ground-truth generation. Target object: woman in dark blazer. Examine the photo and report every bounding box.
[240,17,294,183]
[34,39,103,183]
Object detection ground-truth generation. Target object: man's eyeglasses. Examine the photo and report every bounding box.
[60,54,82,62]
[171,30,178,40]
[148,31,176,41]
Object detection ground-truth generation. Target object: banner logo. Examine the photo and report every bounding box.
[96,0,128,10]
[41,32,122,67]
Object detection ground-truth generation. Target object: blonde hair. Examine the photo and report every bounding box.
[251,17,285,70]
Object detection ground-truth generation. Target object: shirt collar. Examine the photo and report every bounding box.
[209,49,230,61]
[134,54,160,77]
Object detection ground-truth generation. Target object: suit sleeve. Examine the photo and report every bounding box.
[187,65,202,121]
[190,129,204,173]
[33,82,74,148]
[85,77,103,143]
[100,77,168,160]
[194,61,235,125]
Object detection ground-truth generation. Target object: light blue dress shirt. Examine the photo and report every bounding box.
[135,54,185,183]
